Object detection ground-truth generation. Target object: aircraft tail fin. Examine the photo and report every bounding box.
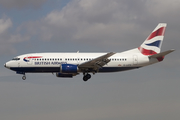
[138,23,167,56]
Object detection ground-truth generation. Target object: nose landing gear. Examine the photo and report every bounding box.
[16,71,26,80]
[22,75,26,80]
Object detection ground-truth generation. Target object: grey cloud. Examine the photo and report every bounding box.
[0,0,47,9]
[20,0,145,48]
[20,0,179,44]
[20,0,180,52]
[2,0,180,54]
[0,17,12,34]
[0,17,30,55]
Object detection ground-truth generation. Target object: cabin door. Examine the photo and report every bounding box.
[133,55,138,65]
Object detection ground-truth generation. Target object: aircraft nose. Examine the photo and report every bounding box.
[4,62,10,69]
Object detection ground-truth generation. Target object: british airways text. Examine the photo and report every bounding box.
[35,62,67,65]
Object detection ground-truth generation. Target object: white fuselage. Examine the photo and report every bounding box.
[5,48,157,74]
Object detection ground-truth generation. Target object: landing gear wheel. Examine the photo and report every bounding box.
[86,74,91,79]
[83,76,88,81]
[83,74,91,81]
[22,76,26,80]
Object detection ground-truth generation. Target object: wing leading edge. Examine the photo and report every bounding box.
[78,52,115,72]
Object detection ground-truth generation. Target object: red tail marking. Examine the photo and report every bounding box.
[138,47,157,55]
[147,27,165,40]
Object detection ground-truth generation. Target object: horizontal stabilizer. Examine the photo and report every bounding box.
[149,49,175,58]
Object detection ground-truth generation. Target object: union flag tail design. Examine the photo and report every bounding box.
[138,23,167,55]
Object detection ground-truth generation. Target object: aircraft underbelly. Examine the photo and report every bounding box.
[10,66,139,73]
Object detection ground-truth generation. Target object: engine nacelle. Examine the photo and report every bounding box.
[60,64,78,73]
[56,73,73,78]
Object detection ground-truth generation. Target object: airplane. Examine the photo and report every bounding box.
[4,23,174,81]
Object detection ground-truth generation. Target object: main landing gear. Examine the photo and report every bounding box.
[83,73,91,81]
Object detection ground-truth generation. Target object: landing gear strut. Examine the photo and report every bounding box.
[16,71,26,80]
[22,73,26,80]
[83,73,91,81]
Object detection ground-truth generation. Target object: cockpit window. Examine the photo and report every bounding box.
[12,58,20,61]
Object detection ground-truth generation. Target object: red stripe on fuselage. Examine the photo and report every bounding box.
[27,56,42,59]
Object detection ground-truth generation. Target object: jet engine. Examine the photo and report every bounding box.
[60,64,78,73]
[56,73,73,78]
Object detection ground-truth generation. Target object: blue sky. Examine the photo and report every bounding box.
[0,0,180,120]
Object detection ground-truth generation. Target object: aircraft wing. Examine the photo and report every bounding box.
[78,52,115,71]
